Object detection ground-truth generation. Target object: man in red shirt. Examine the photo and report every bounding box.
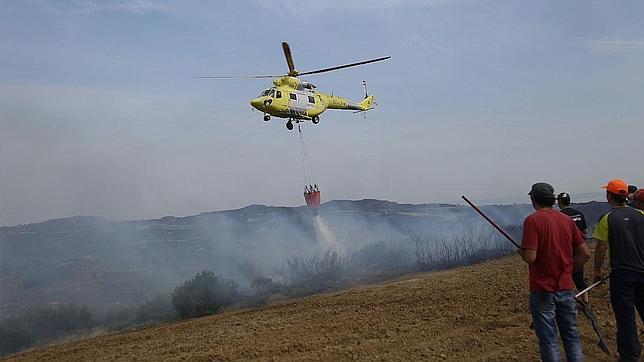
[519,182,591,362]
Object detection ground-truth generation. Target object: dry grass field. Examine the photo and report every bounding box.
[6,253,638,361]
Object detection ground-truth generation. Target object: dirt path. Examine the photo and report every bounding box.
[6,254,638,361]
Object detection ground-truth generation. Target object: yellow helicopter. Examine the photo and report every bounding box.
[198,42,390,130]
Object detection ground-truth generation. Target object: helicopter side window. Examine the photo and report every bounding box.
[308,96,315,104]
[275,90,282,98]
[289,93,297,100]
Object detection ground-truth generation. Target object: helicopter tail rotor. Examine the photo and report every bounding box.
[358,95,376,111]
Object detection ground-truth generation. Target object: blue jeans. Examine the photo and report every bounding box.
[530,290,584,362]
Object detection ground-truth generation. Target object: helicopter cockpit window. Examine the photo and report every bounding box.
[276,90,282,98]
[260,89,275,97]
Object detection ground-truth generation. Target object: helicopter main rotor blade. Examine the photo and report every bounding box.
[282,42,298,76]
[298,56,391,76]
[195,75,282,79]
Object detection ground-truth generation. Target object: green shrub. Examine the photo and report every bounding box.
[0,304,94,357]
[135,294,177,323]
[0,319,33,356]
[284,249,350,296]
[171,271,239,318]
[19,304,94,341]
[351,241,410,272]
[97,306,136,331]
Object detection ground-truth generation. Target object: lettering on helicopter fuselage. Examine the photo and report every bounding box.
[287,107,306,116]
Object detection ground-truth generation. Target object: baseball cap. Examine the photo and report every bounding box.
[529,182,555,199]
[602,179,628,195]
[557,192,571,204]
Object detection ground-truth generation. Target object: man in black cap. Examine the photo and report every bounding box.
[557,192,589,303]
[627,185,638,207]
[519,182,590,361]
[633,189,644,211]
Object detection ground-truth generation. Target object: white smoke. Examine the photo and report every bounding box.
[312,214,343,253]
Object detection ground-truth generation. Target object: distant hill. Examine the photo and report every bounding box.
[0,199,609,316]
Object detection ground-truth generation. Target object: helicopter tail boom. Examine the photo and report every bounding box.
[324,94,376,111]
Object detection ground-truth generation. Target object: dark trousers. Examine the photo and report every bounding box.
[572,247,588,292]
[609,269,644,362]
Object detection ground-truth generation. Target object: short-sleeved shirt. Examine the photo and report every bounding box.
[521,208,586,291]
[560,207,587,234]
[593,206,644,273]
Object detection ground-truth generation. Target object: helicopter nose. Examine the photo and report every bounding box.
[250,98,263,110]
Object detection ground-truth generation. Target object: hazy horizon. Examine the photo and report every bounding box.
[0,191,610,227]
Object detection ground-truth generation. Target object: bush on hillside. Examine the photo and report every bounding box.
[0,319,33,356]
[237,261,284,305]
[284,249,350,296]
[135,294,177,324]
[414,228,514,271]
[351,241,410,273]
[20,304,94,341]
[171,271,240,318]
[0,304,94,356]
[96,306,137,331]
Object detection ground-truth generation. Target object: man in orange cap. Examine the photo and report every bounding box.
[593,179,644,362]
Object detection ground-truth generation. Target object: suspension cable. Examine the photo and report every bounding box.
[298,124,315,187]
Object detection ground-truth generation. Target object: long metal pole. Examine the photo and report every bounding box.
[461,195,522,249]
[575,275,610,299]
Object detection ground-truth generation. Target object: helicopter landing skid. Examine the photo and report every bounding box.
[285,117,318,130]
[286,118,303,130]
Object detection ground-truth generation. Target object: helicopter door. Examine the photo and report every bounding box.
[288,92,307,117]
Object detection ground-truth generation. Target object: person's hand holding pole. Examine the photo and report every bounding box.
[593,239,609,283]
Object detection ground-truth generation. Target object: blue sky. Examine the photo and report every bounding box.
[1,0,643,225]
